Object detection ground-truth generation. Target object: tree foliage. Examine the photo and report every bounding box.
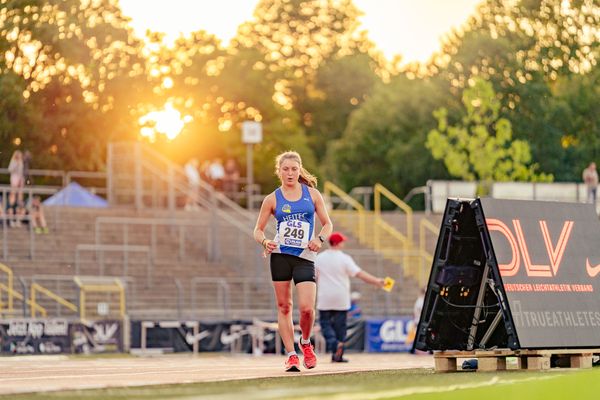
[430,0,600,181]
[325,75,450,196]
[0,0,148,170]
[426,78,552,186]
[0,0,599,198]
[232,0,384,162]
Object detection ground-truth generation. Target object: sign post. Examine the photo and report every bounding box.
[242,121,262,210]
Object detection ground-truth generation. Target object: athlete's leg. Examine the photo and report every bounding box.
[296,281,316,340]
[272,280,294,353]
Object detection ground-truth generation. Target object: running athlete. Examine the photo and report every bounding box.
[254,151,333,372]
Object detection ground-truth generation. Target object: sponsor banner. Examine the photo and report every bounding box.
[130,320,253,353]
[0,319,71,355]
[130,319,367,353]
[481,198,600,347]
[71,320,122,354]
[198,321,252,352]
[365,317,415,352]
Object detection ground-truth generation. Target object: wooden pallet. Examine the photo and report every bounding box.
[434,348,600,372]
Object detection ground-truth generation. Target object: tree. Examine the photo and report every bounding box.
[143,31,316,191]
[430,0,600,181]
[325,74,450,198]
[0,72,38,170]
[0,0,148,170]
[234,0,365,81]
[306,52,379,159]
[232,0,385,161]
[426,78,551,191]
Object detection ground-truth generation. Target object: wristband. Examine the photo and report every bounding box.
[261,238,266,248]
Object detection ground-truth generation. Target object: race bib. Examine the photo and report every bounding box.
[278,220,311,248]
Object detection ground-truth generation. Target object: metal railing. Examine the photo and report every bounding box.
[75,244,152,287]
[174,278,184,320]
[374,183,413,256]
[0,264,45,317]
[30,282,78,318]
[0,185,62,260]
[426,179,599,214]
[324,181,366,243]
[0,168,106,195]
[29,274,134,319]
[138,159,260,235]
[73,276,126,320]
[190,277,231,318]
[0,282,46,317]
[94,216,207,262]
[419,218,438,284]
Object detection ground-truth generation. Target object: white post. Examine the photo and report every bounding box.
[246,143,253,210]
[242,121,262,211]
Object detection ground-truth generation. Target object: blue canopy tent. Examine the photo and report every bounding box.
[43,182,108,207]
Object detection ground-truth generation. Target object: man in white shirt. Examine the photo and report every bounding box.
[315,232,385,362]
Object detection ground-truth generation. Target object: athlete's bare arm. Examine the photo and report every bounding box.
[254,193,278,253]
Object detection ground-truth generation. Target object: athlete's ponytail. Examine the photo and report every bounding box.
[275,151,317,188]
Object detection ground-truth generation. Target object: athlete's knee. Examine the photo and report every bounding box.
[277,301,292,315]
[299,305,314,319]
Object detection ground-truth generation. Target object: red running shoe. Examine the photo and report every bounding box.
[285,354,300,372]
[299,341,317,369]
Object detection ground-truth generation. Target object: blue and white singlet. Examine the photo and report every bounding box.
[272,184,316,262]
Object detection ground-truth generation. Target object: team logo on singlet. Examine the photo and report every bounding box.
[282,204,292,213]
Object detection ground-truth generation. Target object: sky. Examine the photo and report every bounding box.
[119,0,483,65]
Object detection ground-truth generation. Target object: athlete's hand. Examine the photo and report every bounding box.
[307,239,322,252]
[264,239,278,254]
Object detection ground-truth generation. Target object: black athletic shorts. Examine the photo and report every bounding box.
[270,253,316,284]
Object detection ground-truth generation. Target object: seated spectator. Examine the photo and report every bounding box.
[28,195,48,234]
[223,158,240,200]
[7,200,25,228]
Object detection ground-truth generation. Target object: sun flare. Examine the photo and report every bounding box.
[138,102,192,141]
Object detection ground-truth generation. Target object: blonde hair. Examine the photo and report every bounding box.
[275,151,317,188]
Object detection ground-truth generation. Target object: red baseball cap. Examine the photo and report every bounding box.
[329,232,347,246]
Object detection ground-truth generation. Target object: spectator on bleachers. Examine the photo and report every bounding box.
[208,158,225,191]
[27,195,48,234]
[583,162,598,206]
[199,160,211,183]
[223,158,240,200]
[8,150,24,227]
[5,199,26,228]
[184,158,201,210]
[23,150,32,185]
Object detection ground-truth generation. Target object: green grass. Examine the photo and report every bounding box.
[5,368,600,400]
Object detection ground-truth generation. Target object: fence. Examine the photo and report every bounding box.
[427,179,598,214]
